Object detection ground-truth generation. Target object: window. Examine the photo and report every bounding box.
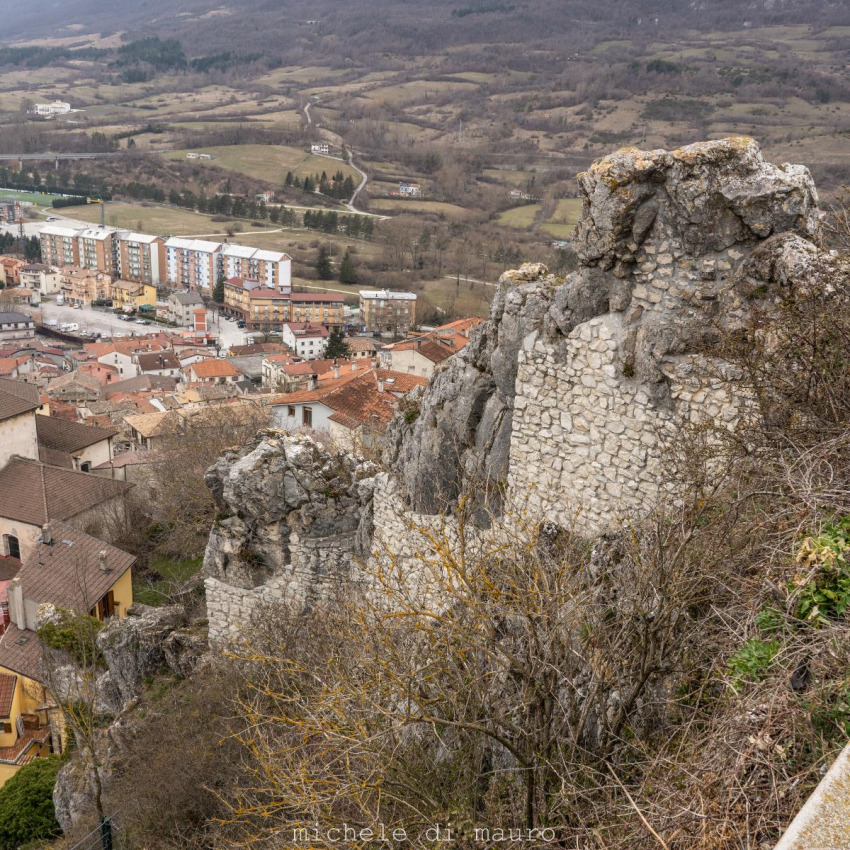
[288,405,295,417]
[302,406,313,428]
[5,536,19,560]
[80,461,91,472]
[2,723,11,735]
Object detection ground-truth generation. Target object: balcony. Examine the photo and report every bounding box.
[0,715,52,765]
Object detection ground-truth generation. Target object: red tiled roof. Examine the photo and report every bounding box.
[189,359,240,379]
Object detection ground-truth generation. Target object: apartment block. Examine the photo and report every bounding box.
[39,224,82,268]
[359,289,417,336]
[220,244,292,292]
[288,292,345,329]
[117,232,166,287]
[76,228,119,276]
[61,267,113,307]
[165,238,221,291]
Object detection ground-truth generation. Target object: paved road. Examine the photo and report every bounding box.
[0,152,123,161]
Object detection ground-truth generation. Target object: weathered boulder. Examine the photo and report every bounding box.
[203,431,377,593]
[96,604,197,705]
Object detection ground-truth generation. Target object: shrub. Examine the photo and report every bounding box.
[0,757,62,849]
[37,609,104,668]
[791,517,850,626]
[728,638,780,685]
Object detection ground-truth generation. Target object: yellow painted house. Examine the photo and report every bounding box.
[0,521,134,785]
[111,280,156,312]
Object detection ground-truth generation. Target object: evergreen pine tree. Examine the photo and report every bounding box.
[316,246,334,280]
[324,327,349,359]
[339,249,357,285]
[213,275,225,304]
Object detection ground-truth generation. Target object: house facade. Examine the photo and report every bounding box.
[359,289,417,336]
[116,232,166,287]
[0,313,35,344]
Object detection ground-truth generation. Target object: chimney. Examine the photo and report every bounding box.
[40,523,52,545]
[8,578,25,629]
[98,550,110,573]
[378,379,384,393]
[309,374,318,391]
[333,361,340,380]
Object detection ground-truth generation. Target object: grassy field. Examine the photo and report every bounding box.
[164,144,359,183]
[366,199,478,220]
[61,202,231,236]
[0,189,55,207]
[496,204,541,228]
[134,557,202,607]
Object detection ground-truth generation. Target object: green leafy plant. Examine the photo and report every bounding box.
[791,516,850,626]
[37,609,104,668]
[728,638,780,686]
[0,757,62,849]
[755,605,784,634]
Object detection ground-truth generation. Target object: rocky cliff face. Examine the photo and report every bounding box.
[201,137,832,636]
[386,137,821,529]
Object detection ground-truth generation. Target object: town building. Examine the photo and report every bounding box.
[0,201,22,224]
[269,365,426,450]
[60,267,112,307]
[18,264,61,296]
[116,232,166,287]
[281,322,329,360]
[0,313,35,344]
[379,317,483,377]
[35,414,116,472]
[311,143,330,155]
[111,281,156,313]
[166,291,205,326]
[75,228,119,276]
[359,289,417,336]
[38,224,83,268]
[0,258,24,288]
[399,181,422,197]
[288,292,345,329]
[183,359,241,385]
[220,245,292,293]
[33,100,72,116]
[164,238,221,291]
[0,522,134,785]
[0,380,40,470]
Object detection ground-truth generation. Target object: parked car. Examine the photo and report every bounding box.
[136,319,150,325]
[45,216,56,222]
[45,319,59,327]
[236,320,246,328]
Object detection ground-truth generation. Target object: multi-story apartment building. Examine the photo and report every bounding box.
[39,224,82,268]
[222,279,342,331]
[165,238,221,291]
[220,244,292,292]
[359,289,417,336]
[61,267,113,307]
[76,228,119,276]
[289,293,345,329]
[116,232,166,287]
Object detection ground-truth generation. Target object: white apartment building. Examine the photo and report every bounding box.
[220,244,292,293]
[33,100,71,117]
[165,238,222,291]
[281,323,329,360]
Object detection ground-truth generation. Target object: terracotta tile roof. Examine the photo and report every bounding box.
[229,343,289,356]
[0,674,15,718]
[346,338,378,353]
[0,458,131,527]
[288,292,344,303]
[102,375,178,397]
[0,355,30,376]
[93,449,151,470]
[285,322,329,338]
[123,411,172,438]
[36,414,116,453]
[38,446,73,468]
[0,377,40,422]
[0,624,42,682]
[19,520,135,612]
[189,359,240,379]
[272,368,426,431]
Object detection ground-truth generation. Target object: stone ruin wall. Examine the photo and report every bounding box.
[203,137,828,643]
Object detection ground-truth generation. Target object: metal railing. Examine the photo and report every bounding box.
[66,816,120,850]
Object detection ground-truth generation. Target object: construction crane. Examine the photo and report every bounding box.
[86,196,106,228]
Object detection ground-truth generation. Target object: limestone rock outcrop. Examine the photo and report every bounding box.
[203,432,378,641]
[387,137,822,530]
[202,136,835,637]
